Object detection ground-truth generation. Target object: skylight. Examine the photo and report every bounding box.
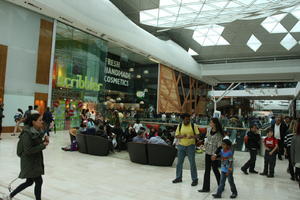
[139,0,300,29]
[261,14,288,33]
[280,33,297,50]
[247,34,262,52]
[188,48,198,55]
[192,25,229,46]
[291,21,300,32]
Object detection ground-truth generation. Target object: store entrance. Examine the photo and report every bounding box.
[34,92,48,114]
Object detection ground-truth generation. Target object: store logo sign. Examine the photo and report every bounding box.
[57,75,102,92]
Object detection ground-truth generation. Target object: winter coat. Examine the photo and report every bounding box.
[246,131,261,149]
[291,135,300,165]
[17,126,46,178]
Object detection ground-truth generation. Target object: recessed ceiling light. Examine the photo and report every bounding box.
[280,33,297,50]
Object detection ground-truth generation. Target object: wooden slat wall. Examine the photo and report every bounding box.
[158,64,181,113]
[36,19,53,85]
[158,64,209,114]
[0,44,8,103]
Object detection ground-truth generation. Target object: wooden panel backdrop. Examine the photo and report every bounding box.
[36,19,53,85]
[0,44,7,104]
[158,64,209,114]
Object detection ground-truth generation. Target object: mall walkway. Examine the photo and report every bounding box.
[0,132,299,200]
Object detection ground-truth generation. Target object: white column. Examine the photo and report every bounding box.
[47,19,57,107]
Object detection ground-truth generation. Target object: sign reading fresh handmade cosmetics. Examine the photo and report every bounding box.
[104,57,132,87]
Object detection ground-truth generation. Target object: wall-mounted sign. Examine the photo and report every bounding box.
[57,75,103,92]
[104,56,132,87]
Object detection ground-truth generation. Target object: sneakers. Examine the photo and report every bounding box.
[260,172,267,176]
[191,179,198,186]
[172,178,182,183]
[230,193,238,199]
[212,194,221,198]
[249,170,258,174]
[241,168,248,175]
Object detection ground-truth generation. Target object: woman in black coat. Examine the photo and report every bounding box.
[1,111,49,200]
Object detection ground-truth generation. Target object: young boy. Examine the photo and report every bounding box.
[260,128,278,178]
[212,139,238,199]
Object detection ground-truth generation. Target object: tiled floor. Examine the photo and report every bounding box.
[0,131,299,200]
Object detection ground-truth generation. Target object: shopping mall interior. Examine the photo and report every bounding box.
[0,0,300,199]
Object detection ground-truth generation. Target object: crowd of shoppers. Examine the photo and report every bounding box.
[0,103,299,199]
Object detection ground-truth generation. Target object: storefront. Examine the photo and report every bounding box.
[52,22,158,130]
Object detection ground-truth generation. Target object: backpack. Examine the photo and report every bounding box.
[179,123,196,135]
[14,113,22,121]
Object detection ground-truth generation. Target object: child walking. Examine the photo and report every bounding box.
[260,128,278,178]
[212,139,238,199]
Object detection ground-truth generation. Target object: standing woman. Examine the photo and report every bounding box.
[291,119,300,188]
[284,119,297,180]
[198,118,224,193]
[1,111,49,200]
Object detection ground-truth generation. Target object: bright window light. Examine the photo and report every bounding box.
[291,21,300,32]
[182,0,200,4]
[164,6,180,14]
[291,10,300,19]
[192,24,229,46]
[159,9,173,17]
[160,0,177,7]
[272,23,288,33]
[280,33,297,50]
[226,1,242,8]
[261,13,288,33]
[217,37,230,45]
[140,0,299,29]
[247,34,262,52]
[188,48,198,55]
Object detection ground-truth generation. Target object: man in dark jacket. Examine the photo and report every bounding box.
[271,118,287,160]
[42,107,53,136]
[241,124,261,174]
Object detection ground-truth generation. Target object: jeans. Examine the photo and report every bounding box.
[263,150,277,175]
[10,176,43,200]
[216,172,237,195]
[242,148,257,171]
[176,144,198,181]
[202,154,220,190]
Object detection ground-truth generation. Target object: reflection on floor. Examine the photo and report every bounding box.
[0,131,299,200]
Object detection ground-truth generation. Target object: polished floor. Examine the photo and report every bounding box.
[0,131,299,200]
